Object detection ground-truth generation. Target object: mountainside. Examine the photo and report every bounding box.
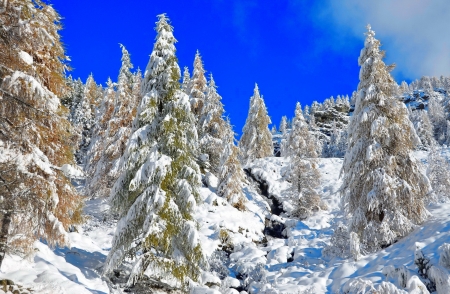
[1,149,450,293]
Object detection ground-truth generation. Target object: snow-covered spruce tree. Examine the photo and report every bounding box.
[409,109,435,149]
[84,79,116,198]
[0,0,82,268]
[340,25,431,253]
[75,74,101,165]
[323,121,342,158]
[198,74,228,174]
[279,116,288,135]
[217,119,247,210]
[427,144,450,201]
[103,14,205,288]
[181,66,190,94]
[189,50,207,117]
[89,45,138,199]
[285,102,324,218]
[428,96,447,144]
[239,84,273,164]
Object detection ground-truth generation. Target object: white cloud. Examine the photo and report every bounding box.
[315,0,450,80]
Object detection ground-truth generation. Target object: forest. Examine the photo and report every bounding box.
[1,1,450,294]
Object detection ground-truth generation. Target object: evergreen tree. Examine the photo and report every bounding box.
[427,144,450,202]
[409,109,435,149]
[84,79,116,198]
[217,119,247,210]
[198,74,228,174]
[279,116,288,135]
[239,84,273,164]
[284,103,324,218]
[428,96,447,144]
[189,50,207,117]
[0,0,82,268]
[104,14,205,288]
[340,25,430,253]
[181,66,190,94]
[75,74,101,165]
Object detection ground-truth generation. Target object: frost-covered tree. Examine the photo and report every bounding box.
[239,84,273,164]
[428,96,447,144]
[285,102,324,218]
[340,25,431,253]
[84,79,116,198]
[103,14,205,289]
[323,121,345,158]
[181,66,190,94]
[75,74,101,165]
[189,50,207,117]
[217,119,247,210]
[198,74,228,174]
[399,81,409,94]
[420,76,433,94]
[409,109,435,149]
[279,116,288,135]
[427,145,450,202]
[0,0,82,268]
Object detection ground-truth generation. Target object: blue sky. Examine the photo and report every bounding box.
[50,0,450,136]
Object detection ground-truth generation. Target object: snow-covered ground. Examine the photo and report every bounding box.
[1,150,450,293]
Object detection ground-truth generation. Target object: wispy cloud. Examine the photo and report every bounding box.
[311,0,450,80]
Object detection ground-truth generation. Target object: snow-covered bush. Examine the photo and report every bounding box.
[342,278,407,294]
[322,222,350,259]
[209,251,230,280]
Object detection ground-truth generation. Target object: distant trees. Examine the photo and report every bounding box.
[103,14,205,288]
[239,84,273,164]
[0,0,82,268]
[340,25,430,253]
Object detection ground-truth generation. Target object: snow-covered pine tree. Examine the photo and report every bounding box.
[100,45,138,197]
[181,66,190,94]
[217,119,247,210]
[340,25,431,253]
[409,109,435,149]
[284,102,324,218]
[323,121,342,158]
[198,74,228,174]
[0,0,82,268]
[189,50,207,117]
[239,84,273,164]
[271,125,277,134]
[103,14,205,289]
[279,116,288,135]
[75,74,101,165]
[428,96,447,144]
[427,144,450,202]
[61,76,85,153]
[84,79,116,198]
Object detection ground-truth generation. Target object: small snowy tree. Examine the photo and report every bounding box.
[103,14,205,289]
[428,96,447,144]
[84,79,116,198]
[239,84,273,164]
[279,116,288,134]
[427,144,450,201]
[198,74,228,174]
[217,119,247,210]
[285,102,324,218]
[189,50,207,117]
[409,109,435,149]
[181,66,190,94]
[75,74,101,165]
[340,25,431,253]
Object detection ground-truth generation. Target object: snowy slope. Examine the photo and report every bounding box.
[1,150,450,293]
